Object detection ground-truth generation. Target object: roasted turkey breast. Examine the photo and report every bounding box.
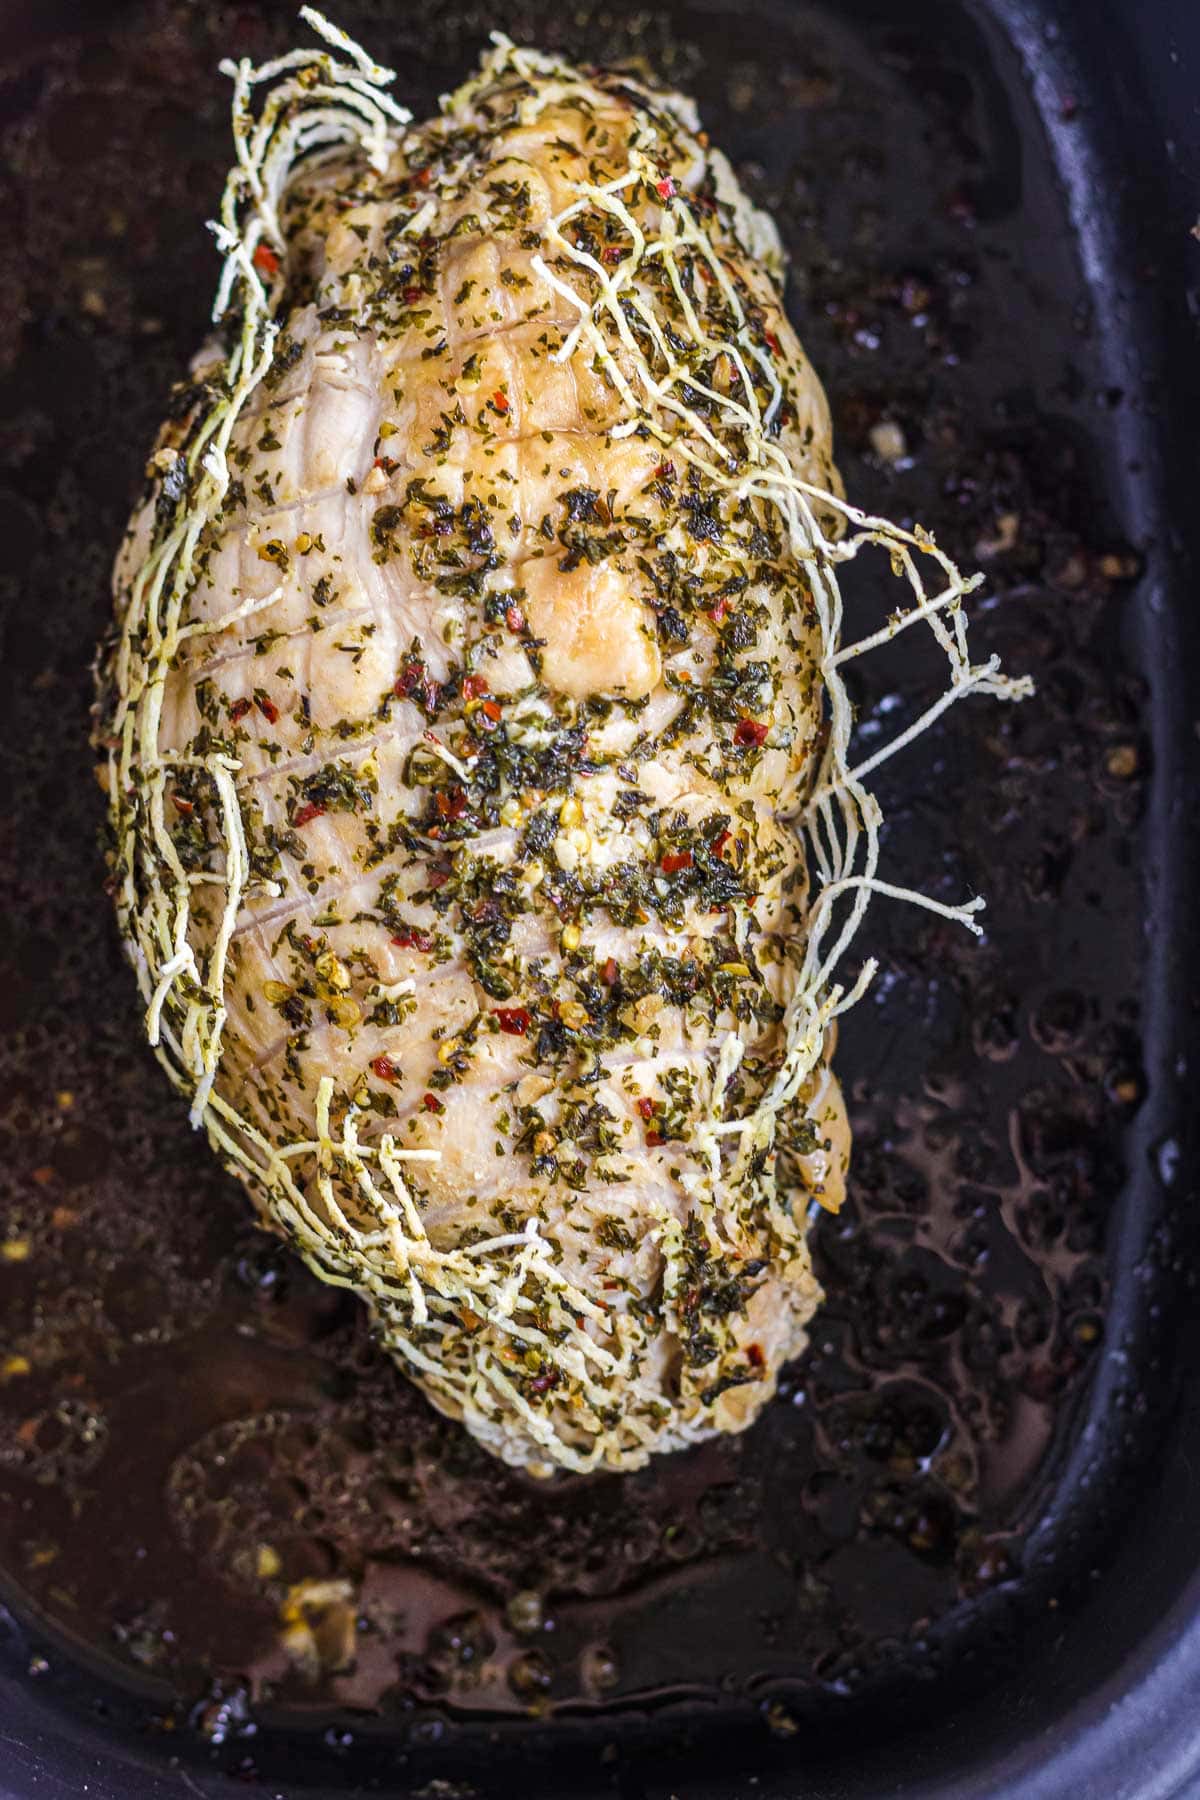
[98,13,1023,1475]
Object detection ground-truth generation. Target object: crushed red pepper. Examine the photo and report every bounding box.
[494,1008,531,1036]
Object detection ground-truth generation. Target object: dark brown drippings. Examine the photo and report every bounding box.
[0,0,1145,1742]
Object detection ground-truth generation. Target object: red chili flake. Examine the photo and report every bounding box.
[395,661,441,713]
[734,717,769,748]
[172,794,194,817]
[528,1369,559,1394]
[764,329,781,353]
[747,1342,765,1369]
[636,1097,658,1120]
[711,829,732,859]
[435,787,466,819]
[370,1055,401,1083]
[645,1129,665,1147]
[293,801,325,829]
[655,176,676,200]
[402,285,423,304]
[421,1092,444,1113]
[255,694,280,724]
[228,697,252,723]
[479,698,502,725]
[653,460,675,482]
[492,390,510,413]
[505,604,525,632]
[426,865,451,889]
[601,244,622,264]
[661,849,693,874]
[711,595,732,624]
[391,926,433,952]
[600,958,619,986]
[495,1008,531,1036]
[252,242,281,277]
[412,165,432,188]
[462,674,489,699]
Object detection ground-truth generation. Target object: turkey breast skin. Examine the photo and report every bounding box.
[100,36,851,1476]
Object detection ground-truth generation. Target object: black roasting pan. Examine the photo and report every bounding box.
[0,0,1197,1794]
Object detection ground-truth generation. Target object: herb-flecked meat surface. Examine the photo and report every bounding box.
[100,29,855,1475]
